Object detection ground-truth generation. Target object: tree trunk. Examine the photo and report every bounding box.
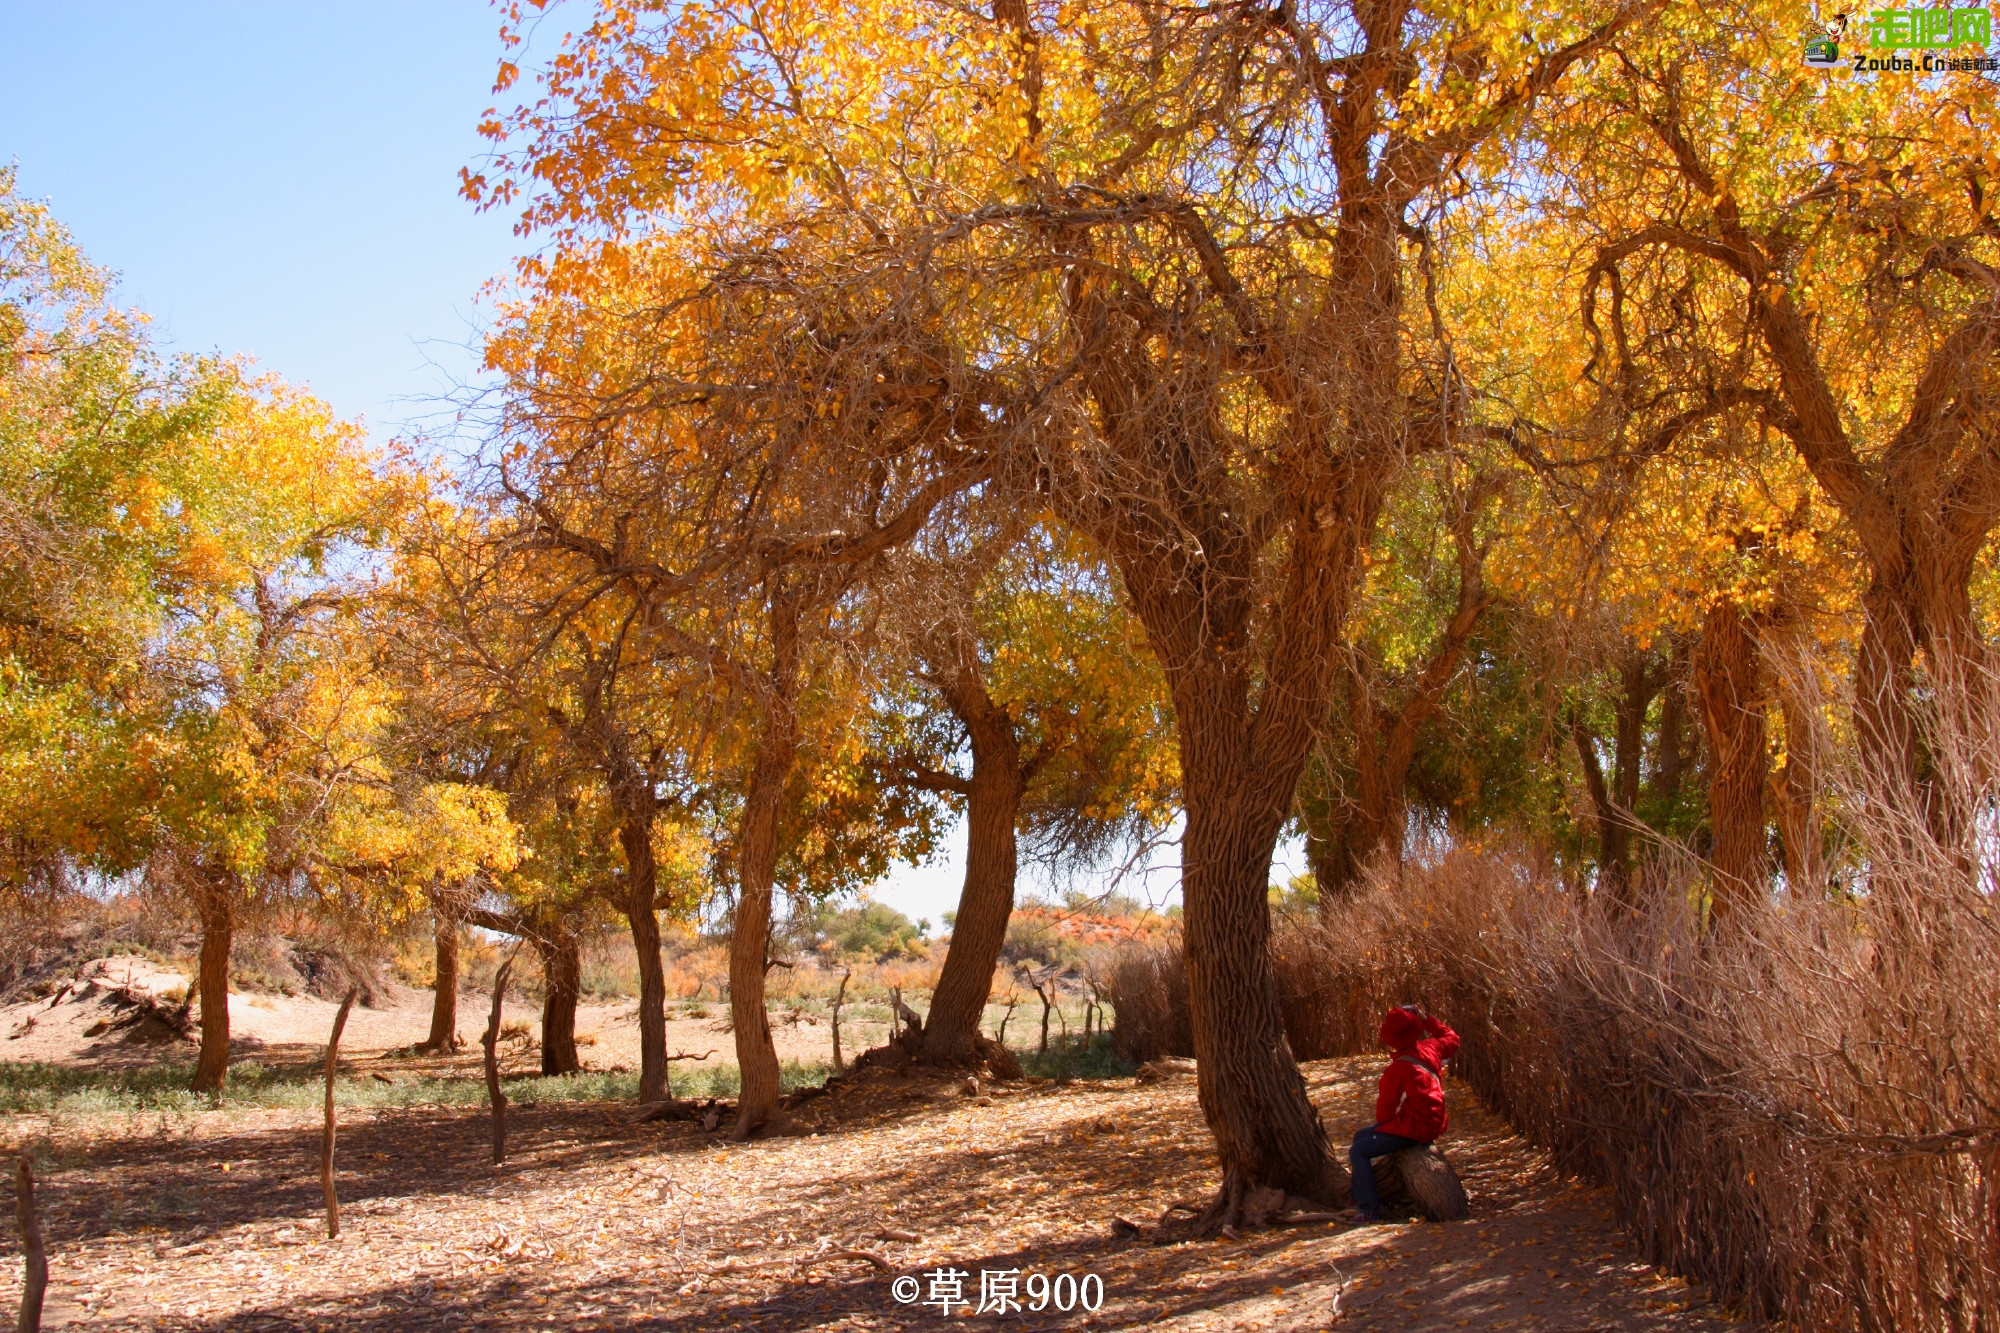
[615,807,670,1103]
[419,913,460,1054]
[1854,582,1924,816]
[1574,650,1666,911]
[1694,600,1770,925]
[482,961,512,1164]
[1572,719,1630,903]
[921,651,1027,1065]
[1649,636,1692,808]
[189,876,235,1094]
[1180,713,1347,1208]
[1766,631,1825,896]
[321,987,357,1239]
[729,599,801,1139]
[1612,652,1656,820]
[15,1157,46,1333]
[538,921,582,1076]
[1312,660,1397,901]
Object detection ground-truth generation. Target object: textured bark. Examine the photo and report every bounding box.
[1372,1144,1472,1222]
[189,877,235,1094]
[729,598,801,1140]
[1694,600,1770,924]
[1180,703,1348,1208]
[537,922,582,1076]
[418,913,460,1054]
[921,636,1027,1066]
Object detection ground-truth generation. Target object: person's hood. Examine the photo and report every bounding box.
[1379,1006,1427,1050]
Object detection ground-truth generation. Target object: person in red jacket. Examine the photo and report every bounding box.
[1348,1004,1460,1223]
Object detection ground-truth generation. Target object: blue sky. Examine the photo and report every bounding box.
[0,2,524,442]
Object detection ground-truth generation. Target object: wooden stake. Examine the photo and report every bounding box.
[482,960,514,1165]
[829,967,851,1074]
[321,987,358,1239]
[15,1157,45,1333]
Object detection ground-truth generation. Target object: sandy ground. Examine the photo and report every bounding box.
[0,1055,1752,1331]
[0,960,868,1078]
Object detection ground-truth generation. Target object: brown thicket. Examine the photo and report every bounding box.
[1109,659,1999,1325]
[1297,783,1992,1323]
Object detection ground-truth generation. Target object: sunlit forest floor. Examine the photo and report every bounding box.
[0,1051,1750,1331]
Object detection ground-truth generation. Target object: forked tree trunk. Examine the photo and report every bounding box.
[538,923,582,1076]
[1695,600,1770,925]
[1573,650,1667,912]
[1306,493,1495,905]
[189,877,235,1094]
[419,913,460,1054]
[922,649,1027,1065]
[729,601,801,1139]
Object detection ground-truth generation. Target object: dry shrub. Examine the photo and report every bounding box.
[1102,939,1192,1063]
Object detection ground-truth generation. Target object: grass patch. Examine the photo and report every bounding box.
[1017,1034,1135,1082]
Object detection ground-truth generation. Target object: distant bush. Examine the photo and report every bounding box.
[787,901,927,961]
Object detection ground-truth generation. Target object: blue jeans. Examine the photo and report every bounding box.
[1349,1124,1422,1214]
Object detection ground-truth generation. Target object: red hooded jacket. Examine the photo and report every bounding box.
[1373,1007,1460,1143]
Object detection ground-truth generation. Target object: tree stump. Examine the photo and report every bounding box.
[1373,1144,1471,1221]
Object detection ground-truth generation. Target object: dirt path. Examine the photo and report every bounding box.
[0,1056,1747,1330]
